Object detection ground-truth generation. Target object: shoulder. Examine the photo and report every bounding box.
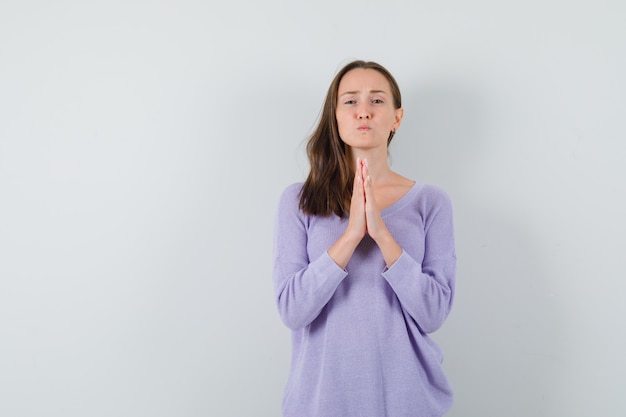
[412,182,454,217]
[420,183,452,205]
[277,182,305,215]
[278,182,304,204]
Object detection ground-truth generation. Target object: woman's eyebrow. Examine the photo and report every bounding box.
[339,89,388,96]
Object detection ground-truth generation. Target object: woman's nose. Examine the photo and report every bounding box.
[358,105,371,119]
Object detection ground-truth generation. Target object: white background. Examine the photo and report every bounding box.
[1,1,625,416]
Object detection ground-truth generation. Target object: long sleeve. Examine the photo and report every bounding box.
[274,182,456,417]
[273,184,348,330]
[382,188,456,334]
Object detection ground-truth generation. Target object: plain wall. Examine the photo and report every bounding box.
[1,1,624,416]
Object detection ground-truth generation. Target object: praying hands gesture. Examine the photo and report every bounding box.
[328,158,403,270]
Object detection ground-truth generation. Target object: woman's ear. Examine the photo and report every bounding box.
[393,107,404,130]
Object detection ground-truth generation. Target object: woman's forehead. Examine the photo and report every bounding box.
[338,68,391,94]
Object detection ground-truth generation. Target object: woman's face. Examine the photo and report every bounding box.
[335,68,403,151]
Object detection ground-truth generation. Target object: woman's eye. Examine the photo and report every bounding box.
[345,99,356,105]
[372,98,384,104]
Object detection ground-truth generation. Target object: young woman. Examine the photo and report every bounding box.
[273,60,457,417]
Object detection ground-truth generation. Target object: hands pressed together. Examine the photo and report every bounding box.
[328,158,403,270]
[346,158,387,242]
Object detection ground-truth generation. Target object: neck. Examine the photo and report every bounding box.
[349,148,392,183]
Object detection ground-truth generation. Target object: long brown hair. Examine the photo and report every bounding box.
[299,60,402,217]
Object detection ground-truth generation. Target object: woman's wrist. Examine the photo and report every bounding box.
[373,231,402,267]
[328,231,362,270]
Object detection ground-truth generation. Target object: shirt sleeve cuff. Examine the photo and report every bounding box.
[321,250,350,278]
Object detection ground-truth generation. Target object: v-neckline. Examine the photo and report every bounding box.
[380,182,419,217]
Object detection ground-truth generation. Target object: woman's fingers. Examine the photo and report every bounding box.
[361,159,374,206]
[352,158,364,205]
[346,158,366,240]
[361,160,386,240]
